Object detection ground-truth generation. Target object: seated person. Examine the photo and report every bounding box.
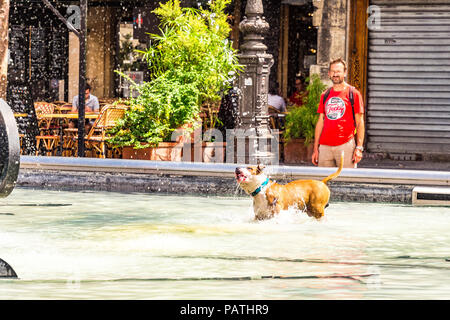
[69,83,100,132]
[288,76,307,106]
[267,81,286,113]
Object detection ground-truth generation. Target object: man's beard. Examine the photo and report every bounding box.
[331,77,344,84]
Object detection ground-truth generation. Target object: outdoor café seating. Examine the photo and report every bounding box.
[71,105,127,158]
[55,103,73,115]
[25,99,128,157]
[268,105,286,131]
[34,102,61,156]
[62,127,78,157]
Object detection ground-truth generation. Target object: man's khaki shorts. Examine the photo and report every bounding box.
[318,138,356,168]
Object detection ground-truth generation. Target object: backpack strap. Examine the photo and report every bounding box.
[322,87,332,106]
[349,86,356,128]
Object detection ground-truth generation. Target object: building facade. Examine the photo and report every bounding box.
[5,0,450,159]
[350,0,450,159]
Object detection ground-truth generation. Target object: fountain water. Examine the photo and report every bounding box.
[1,188,449,299]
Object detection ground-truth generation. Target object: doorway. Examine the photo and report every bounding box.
[279,1,317,99]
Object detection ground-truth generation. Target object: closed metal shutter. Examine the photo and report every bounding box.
[367,0,450,155]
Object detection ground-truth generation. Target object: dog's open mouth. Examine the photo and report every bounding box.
[235,169,248,183]
[235,172,248,183]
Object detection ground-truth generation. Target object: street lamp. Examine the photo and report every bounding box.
[236,0,277,165]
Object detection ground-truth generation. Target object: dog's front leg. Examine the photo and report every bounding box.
[267,196,281,217]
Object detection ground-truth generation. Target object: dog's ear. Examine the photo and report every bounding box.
[257,164,265,173]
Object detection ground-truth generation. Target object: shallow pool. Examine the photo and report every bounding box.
[1,188,449,299]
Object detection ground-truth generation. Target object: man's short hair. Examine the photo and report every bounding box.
[269,81,279,95]
[85,83,91,91]
[329,58,347,71]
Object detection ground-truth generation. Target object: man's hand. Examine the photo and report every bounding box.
[353,114,365,165]
[311,148,319,166]
[352,148,363,164]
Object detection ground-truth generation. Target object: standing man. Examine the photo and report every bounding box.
[311,58,365,168]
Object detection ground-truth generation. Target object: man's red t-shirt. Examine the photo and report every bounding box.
[317,86,364,146]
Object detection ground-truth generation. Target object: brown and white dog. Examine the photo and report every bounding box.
[235,153,344,220]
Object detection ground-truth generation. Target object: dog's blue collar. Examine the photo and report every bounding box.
[251,178,269,197]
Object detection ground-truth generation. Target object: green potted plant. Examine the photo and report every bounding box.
[108,0,242,161]
[283,74,327,164]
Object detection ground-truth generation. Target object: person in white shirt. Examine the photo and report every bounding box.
[69,83,100,132]
[71,83,100,113]
[268,81,286,113]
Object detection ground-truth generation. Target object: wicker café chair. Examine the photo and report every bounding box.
[74,105,127,158]
[268,105,281,130]
[34,102,55,131]
[62,127,78,157]
[34,102,60,156]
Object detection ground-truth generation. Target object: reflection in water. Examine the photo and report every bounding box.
[0,188,449,299]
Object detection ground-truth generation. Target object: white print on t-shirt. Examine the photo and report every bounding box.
[325,97,346,120]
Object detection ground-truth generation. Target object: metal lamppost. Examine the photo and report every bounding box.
[43,0,87,157]
[77,0,87,157]
[237,0,276,165]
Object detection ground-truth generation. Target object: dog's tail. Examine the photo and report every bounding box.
[322,151,344,184]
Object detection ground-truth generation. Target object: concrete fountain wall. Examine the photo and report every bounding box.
[17,156,450,204]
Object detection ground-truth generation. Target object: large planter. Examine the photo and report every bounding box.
[283,138,313,164]
[121,123,201,162]
[177,120,202,144]
[122,142,183,161]
[186,142,226,163]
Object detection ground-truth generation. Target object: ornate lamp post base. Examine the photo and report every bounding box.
[236,0,277,165]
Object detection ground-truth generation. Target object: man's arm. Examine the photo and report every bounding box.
[280,98,287,113]
[85,97,100,113]
[71,96,78,113]
[352,113,365,164]
[93,97,100,113]
[311,113,324,166]
[354,113,365,148]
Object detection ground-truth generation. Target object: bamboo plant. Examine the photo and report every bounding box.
[283,74,327,146]
[108,0,242,149]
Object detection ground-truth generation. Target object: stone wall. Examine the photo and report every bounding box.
[68,33,79,102]
[17,169,414,204]
[68,6,116,100]
[86,7,115,98]
[310,0,348,84]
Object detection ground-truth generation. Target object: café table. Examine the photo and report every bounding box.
[55,105,73,113]
[38,112,99,130]
[38,113,99,155]
[39,113,99,119]
[14,113,29,118]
